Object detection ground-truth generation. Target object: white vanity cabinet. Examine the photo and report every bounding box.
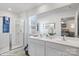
[46,41,79,56]
[28,37,79,56]
[46,46,63,56]
[28,38,45,56]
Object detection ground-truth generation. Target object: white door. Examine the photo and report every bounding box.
[0,17,9,54]
[12,19,24,49]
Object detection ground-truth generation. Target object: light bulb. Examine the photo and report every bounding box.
[70,24,75,28]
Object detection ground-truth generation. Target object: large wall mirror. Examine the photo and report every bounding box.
[37,23,56,36]
[61,16,76,37]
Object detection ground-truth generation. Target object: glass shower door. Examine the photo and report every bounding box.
[0,17,9,54]
[11,19,24,49]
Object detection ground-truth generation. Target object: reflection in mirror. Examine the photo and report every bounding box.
[61,17,75,37]
[37,23,56,37]
[46,23,56,36]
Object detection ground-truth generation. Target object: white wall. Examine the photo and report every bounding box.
[18,12,29,46]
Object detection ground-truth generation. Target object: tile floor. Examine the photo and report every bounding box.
[0,47,26,56]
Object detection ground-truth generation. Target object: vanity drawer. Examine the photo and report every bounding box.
[46,41,79,55]
[28,38,45,45]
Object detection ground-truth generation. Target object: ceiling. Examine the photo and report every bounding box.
[37,3,79,18]
[0,3,41,13]
[0,3,78,14]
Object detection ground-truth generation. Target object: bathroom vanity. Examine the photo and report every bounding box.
[28,5,79,56]
[28,36,79,56]
[28,15,79,56]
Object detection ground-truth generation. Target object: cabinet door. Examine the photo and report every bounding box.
[28,42,36,56]
[46,41,75,56]
[35,44,44,56]
[28,42,45,56]
[46,46,63,56]
[61,52,74,56]
[28,39,45,56]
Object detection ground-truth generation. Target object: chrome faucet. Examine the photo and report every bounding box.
[62,35,66,41]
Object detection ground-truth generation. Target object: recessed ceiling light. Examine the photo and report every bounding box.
[8,8,12,11]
